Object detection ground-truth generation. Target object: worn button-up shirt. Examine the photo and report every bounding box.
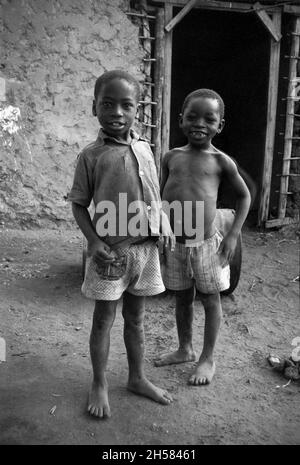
[68,129,161,247]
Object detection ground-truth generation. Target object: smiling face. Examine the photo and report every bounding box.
[92,78,139,141]
[180,96,224,149]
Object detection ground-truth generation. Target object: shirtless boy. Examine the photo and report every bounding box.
[155,89,251,385]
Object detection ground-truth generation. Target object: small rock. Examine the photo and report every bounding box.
[284,365,300,381]
[267,354,285,372]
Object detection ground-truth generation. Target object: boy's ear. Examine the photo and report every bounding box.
[217,119,225,133]
[92,100,97,116]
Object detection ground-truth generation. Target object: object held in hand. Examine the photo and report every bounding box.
[93,255,127,280]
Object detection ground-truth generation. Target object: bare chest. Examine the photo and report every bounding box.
[169,154,220,180]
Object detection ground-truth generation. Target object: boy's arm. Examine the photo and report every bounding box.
[160,151,170,196]
[69,152,115,263]
[72,202,116,263]
[158,152,175,250]
[229,156,257,208]
[217,156,251,265]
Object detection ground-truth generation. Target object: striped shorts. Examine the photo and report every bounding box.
[161,230,230,294]
[82,240,165,301]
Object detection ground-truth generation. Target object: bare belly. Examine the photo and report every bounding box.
[162,186,217,242]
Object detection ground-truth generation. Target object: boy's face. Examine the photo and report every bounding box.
[180,97,224,148]
[92,78,139,141]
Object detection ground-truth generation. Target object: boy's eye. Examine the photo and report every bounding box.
[123,102,134,110]
[102,102,112,109]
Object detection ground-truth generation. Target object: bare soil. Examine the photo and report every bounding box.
[0,225,299,445]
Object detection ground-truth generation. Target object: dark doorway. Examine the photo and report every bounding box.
[170,8,270,211]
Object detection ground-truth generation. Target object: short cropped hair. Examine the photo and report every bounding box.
[94,70,141,102]
[181,88,225,119]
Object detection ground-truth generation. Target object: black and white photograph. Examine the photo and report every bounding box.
[0,0,299,448]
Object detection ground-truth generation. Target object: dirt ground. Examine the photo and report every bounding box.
[0,223,299,446]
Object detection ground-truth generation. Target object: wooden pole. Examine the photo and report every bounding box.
[139,0,152,141]
[258,11,281,227]
[161,3,173,160]
[278,17,300,219]
[253,2,282,42]
[165,0,198,32]
[153,7,164,178]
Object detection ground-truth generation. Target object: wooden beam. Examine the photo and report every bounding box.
[165,0,198,32]
[284,5,300,15]
[140,0,153,142]
[161,3,173,158]
[258,11,282,227]
[265,216,299,229]
[278,17,300,220]
[151,0,280,14]
[152,7,164,178]
[253,3,281,42]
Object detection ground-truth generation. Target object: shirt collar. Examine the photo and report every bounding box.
[97,128,145,146]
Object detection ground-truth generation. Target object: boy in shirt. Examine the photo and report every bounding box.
[69,70,174,418]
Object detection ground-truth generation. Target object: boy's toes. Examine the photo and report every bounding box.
[88,405,96,416]
[188,375,195,385]
[188,375,208,385]
[162,390,173,404]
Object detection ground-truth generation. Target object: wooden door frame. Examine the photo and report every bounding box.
[258,11,281,226]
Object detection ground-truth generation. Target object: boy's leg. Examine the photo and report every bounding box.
[154,287,196,366]
[88,299,118,418]
[188,292,222,385]
[122,291,173,405]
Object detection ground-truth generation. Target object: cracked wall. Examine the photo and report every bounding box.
[0,0,143,227]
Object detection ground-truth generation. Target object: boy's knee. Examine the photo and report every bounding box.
[122,292,145,322]
[122,309,144,328]
[176,287,195,307]
[198,291,220,307]
[93,300,117,329]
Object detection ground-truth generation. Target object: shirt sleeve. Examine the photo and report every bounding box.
[68,151,93,207]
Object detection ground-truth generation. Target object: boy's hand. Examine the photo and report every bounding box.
[160,210,176,251]
[217,232,238,267]
[87,238,117,265]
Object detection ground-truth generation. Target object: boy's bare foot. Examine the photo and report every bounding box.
[127,377,173,405]
[154,349,196,367]
[87,382,111,418]
[188,360,216,386]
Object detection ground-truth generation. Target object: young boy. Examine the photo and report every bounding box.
[155,89,251,385]
[69,70,174,418]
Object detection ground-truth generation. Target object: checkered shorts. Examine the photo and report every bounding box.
[161,230,230,294]
[82,240,165,301]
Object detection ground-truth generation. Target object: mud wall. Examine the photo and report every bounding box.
[0,0,143,227]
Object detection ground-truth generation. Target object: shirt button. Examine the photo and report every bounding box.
[139,170,144,176]
[147,205,151,210]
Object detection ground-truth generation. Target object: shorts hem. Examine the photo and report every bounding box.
[195,282,230,295]
[127,286,166,296]
[81,289,123,301]
[164,283,194,291]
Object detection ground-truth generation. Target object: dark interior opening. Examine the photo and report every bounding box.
[170,8,270,215]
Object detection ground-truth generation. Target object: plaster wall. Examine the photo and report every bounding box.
[0,0,143,227]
